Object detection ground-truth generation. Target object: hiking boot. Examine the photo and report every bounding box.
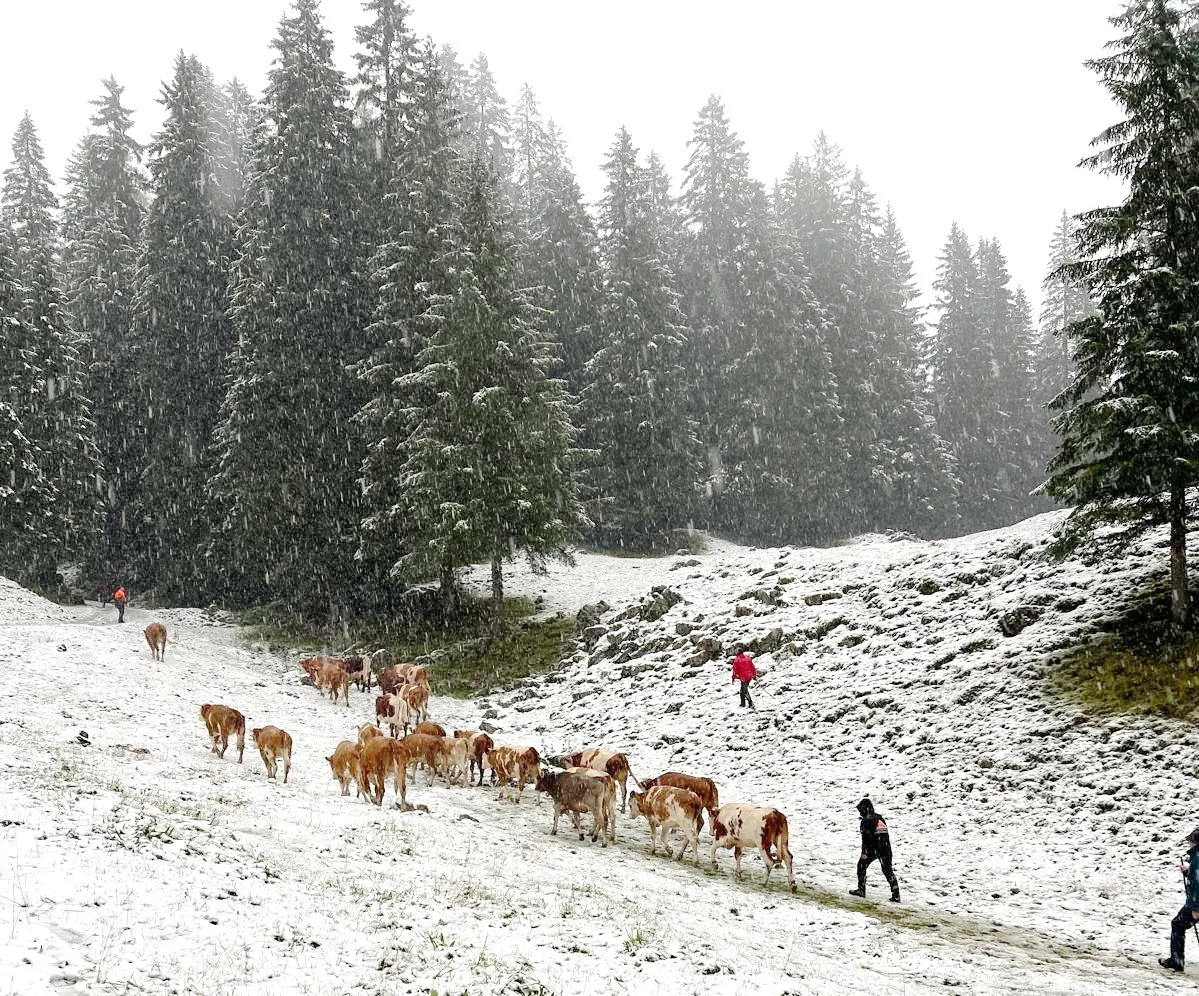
[1159,957,1185,972]
[848,887,865,898]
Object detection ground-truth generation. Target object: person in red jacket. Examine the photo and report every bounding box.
[731,651,757,709]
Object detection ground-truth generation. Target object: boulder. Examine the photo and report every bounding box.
[804,590,844,606]
[581,625,609,650]
[998,606,1042,637]
[575,600,611,631]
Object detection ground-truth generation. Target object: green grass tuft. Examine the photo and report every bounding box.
[1054,594,1199,720]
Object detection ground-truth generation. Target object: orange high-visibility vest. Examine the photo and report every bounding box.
[113,587,126,600]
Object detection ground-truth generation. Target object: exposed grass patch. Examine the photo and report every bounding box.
[1054,594,1199,720]
[580,528,708,559]
[238,594,575,699]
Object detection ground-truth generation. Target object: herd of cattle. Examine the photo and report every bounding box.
[197,647,798,892]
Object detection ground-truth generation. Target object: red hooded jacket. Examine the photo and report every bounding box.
[731,652,757,683]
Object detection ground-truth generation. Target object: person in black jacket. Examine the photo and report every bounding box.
[1160,827,1199,971]
[849,798,900,902]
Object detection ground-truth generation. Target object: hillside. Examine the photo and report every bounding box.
[2,512,1197,995]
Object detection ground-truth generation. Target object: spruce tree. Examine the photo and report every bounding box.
[209,0,369,616]
[582,127,701,547]
[59,77,145,578]
[1046,0,1199,626]
[127,53,235,599]
[460,54,511,179]
[1,115,102,585]
[393,150,587,631]
[1036,210,1095,409]
[358,41,463,606]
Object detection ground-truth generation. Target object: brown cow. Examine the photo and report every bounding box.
[200,704,245,762]
[412,721,446,738]
[359,735,408,807]
[396,732,442,784]
[327,740,364,796]
[251,725,293,783]
[319,658,350,706]
[143,622,167,661]
[487,746,540,804]
[566,767,618,842]
[453,730,495,786]
[299,655,332,693]
[357,723,384,748]
[710,803,796,892]
[399,683,428,735]
[377,665,406,695]
[404,663,430,688]
[342,654,371,692]
[629,785,704,863]
[638,772,720,827]
[535,769,611,846]
[375,693,403,738]
[558,748,637,813]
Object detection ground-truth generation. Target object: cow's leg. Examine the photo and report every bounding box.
[734,846,744,880]
[763,848,775,886]
[551,804,561,836]
[647,821,658,855]
[282,753,290,784]
[218,733,228,759]
[619,774,627,814]
[709,838,721,870]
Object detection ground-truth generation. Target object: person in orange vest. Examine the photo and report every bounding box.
[731,650,757,709]
[113,585,127,623]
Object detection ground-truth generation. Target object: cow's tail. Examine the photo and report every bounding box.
[695,805,704,835]
[626,763,643,789]
[776,814,792,864]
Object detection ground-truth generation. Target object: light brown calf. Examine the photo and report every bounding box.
[638,771,720,827]
[453,730,495,786]
[412,721,446,738]
[359,736,408,807]
[144,622,167,661]
[629,785,704,863]
[566,767,618,841]
[327,740,364,796]
[710,803,796,892]
[200,704,245,762]
[399,683,428,735]
[357,723,384,748]
[396,733,444,785]
[251,725,293,783]
[487,746,540,804]
[319,658,350,707]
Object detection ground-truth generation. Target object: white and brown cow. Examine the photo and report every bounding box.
[535,768,612,846]
[399,683,429,735]
[709,803,796,892]
[375,693,404,738]
[487,746,540,804]
[453,730,495,786]
[629,785,704,863]
[558,748,637,813]
[638,771,720,827]
[341,654,371,692]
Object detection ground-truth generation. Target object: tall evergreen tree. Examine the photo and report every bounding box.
[353,0,416,168]
[581,127,701,547]
[460,54,511,179]
[1046,0,1199,626]
[59,77,145,578]
[210,78,259,220]
[1036,210,1095,409]
[389,150,587,631]
[1,115,102,584]
[209,0,369,616]
[358,41,463,606]
[127,53,235,599]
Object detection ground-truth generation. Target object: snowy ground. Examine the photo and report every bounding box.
[3,512,1198,995]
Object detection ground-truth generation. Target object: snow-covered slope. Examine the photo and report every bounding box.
[2,512,1195,995]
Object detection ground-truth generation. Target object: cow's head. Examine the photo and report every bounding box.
[628,791,646,820]
[535,767,557,794]
[251,728,263,744]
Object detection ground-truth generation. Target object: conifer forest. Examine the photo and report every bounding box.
[4,0,1193,627]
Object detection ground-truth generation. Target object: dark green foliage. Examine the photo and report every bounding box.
[1045,0,1199,627]
[581,127,702,547]
[126,53,237,600]
[209,0,370,616]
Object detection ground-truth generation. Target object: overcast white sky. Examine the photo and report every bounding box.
[0,0,1127,316]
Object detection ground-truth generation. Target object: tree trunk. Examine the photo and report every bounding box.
[490,554,504,637]
[1170,483,1190,629]
[439,558,458,619]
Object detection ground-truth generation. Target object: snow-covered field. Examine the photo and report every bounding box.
[3,511,1197,995]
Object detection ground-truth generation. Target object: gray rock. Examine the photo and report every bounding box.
[804,590,844,606]
[582,624,609,649]
[998,606,1042,637]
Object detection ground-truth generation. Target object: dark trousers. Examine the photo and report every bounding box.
[1170,906,1196,965]
[858,850,899,897]
[115,598,126,623]
[738,680,754,708]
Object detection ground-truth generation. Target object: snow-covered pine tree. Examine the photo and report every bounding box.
[358,41,464,608]
[1045,0,1199,627]
[1036,210,1095,414]
[1,114,103,586]
[59,77,145,578]
[929,222,998,531]
[511,93,602,394]
[126,53,235,600]
[396,149,588,631]
[868,206,959,536]
[353,0,416,170]
[581,126,702,548]
[210,78,259,221]
[460,54,512,181]
[209,0,370,616]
